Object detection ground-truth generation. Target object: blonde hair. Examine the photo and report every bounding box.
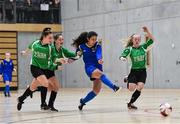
[121,34,135,48]
[121,34,152,68]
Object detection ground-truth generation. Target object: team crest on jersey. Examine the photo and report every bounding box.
[34,51,47,59]
[134,55,145,62]
[92,47,96,52]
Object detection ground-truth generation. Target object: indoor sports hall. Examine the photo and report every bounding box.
[0,0,180,123]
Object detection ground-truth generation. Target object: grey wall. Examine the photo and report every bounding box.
[18,32,63,89]
[61,0,180,88]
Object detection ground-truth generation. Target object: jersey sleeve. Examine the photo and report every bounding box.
[11,60,14,71]
[62,47,76,58]
[96,43,102,60]
[76,45,83,57]
[120,47,131,58]
[0,61,4,73]
[142,39,154,50]
[28,41,35,49]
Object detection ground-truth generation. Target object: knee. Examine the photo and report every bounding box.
[43,81,49,88]
[97,72,103,79]
[30,85,36,92]
[5,82,10,85]
[93,70,103,79]
[128,85,136,92]
[53,86,60,92]
[93,88,101,95]
[93,85,101,95]
[137,84,144,91]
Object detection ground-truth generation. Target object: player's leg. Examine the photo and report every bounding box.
[17,75,49,111]
[127,83,139,109]
[0,74,2,80]
[78,79,102,110]
[127,69,146,110]
[47,76,60,112]
[35,75,49,110]
[91,69,119,92]
[17,78,38,111]
[7,74,13,97]
[3,74,9,97]
[5,81,10,97]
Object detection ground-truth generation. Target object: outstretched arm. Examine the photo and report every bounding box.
[119,48,131,61]
[142,26,154,50]
[143,26,154,41]
[96,44,103,64]
[21,48,31,56]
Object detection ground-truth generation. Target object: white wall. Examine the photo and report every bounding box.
[61,0,180,88]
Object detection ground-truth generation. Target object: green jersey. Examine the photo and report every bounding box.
[52,43,76,65]
[120,39,154,69]
[28,40,57,70]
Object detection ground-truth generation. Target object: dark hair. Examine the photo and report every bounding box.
[54,33,62,41]
[40,27,52,41]
[72,31,98,48]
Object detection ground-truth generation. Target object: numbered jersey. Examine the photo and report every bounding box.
[121,39,153,69]
[1,59,14,74]
[28,40,57,70]
[77,42,102,66]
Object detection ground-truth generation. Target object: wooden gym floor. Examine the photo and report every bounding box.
[0,88,180,124]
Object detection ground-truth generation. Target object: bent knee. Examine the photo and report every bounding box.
[128,83,136,92]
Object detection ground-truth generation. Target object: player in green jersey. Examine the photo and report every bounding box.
[17,28,64,111]
[37,33,77,111]
[120,26,154,110]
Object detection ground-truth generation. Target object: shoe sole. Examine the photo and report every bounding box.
[115,86,123,93]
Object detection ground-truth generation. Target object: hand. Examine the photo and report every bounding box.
[143,26,149,33]
[55,58,68,64]
[67,58,75,64]
[77,51,82,56]
[57,66,63,70]
[13,68,16,72]
[120,57,126,61]
[20,51,27,56]
[98,38,102,44]
[98,59,104,64]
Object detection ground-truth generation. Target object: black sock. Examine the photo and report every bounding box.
[36,86,43,92]
[129,90,141,104]
[48,91,57,107]
[40,87,48,105]
[19,87,33,102]
[127,83,129,89]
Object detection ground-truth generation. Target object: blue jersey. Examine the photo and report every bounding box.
[1,59,14,75]
[78,42,102,66]
[77,42,103,78]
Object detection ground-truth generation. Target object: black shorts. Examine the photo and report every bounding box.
[30,65,55,79]
[128,69,147,84]
[90,78,96,81]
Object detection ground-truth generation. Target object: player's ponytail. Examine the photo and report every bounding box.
[72,31,98,48]
[72,32,88,48]
[121,34,134,48]
[40,27,52,41]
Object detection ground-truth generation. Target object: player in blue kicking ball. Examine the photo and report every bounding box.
[72,31,120,110]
